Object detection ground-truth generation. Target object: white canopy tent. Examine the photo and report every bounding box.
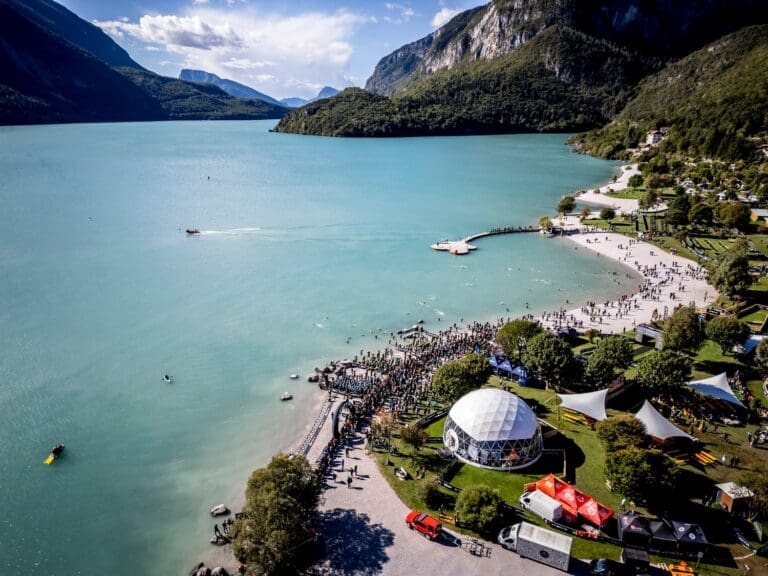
[557,389,609,421]
[635,400,695,442]
[687,373,746,409]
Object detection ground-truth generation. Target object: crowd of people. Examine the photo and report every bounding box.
[539,234,711,334]
[310,320,504,482]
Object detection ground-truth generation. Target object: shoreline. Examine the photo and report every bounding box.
[202,163,717,573]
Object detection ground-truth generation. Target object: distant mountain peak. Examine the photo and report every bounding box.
[177,69,282,106]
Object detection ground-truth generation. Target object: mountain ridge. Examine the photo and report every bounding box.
[276,0,768,140]
[179,69,282,106]
[0,0,287,125]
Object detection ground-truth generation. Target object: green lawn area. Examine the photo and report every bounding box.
[370,343,768,575]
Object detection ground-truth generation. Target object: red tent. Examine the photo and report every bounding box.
[531,473,569,499]
[556,485,579,510]
[578,498,614,527]
[527,474,614,527]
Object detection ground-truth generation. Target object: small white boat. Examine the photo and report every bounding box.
[162,374,173,383]
[280,392,293,401]
[210,504,230,517]
[289,373,299,380]
[395,466,408,480]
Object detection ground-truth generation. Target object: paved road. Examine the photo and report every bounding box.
[309,428,573,576]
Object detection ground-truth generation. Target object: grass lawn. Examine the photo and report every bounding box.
[370,358,768,575]
[691,340,745,379]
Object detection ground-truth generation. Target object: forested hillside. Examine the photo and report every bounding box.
[571,25,768,161]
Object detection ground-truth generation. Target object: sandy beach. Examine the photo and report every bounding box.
[539,229,716,334]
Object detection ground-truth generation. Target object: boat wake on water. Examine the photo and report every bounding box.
[197,227,262,235]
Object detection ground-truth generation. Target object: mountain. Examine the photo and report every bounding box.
[178,69,282,106]
[280,97,309,108]
[0,0,287,125]
[0,0,164,124]
[365,6,484,96]
[276,0,768,137]
[9,0,141,69]
[279,86,341,108]
[572,25,768,161]
[316,86,340,100]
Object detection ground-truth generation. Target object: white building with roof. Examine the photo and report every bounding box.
[443,388,543,470]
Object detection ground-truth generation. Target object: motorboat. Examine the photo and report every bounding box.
[186,229,200,235]
[163,374,173,383]
[44,444,65,465]
[210,504,230,517]
[280,392,293,401]
[289,373,299,380]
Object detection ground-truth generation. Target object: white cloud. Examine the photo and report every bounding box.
[383,3,414,24]
[95,14,242,50]
[431,7,462,28]
[191,0,209,5]
[95,7,369,98]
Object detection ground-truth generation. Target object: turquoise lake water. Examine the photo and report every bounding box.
[0,120,629,574]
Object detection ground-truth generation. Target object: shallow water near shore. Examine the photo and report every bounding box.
[0,120,633,575]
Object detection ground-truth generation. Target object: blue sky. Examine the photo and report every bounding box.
[59,0,484,99]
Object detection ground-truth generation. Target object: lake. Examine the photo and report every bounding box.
[0,120,626,575]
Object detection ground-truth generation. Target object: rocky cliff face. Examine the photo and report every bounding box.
[366,0,768,96]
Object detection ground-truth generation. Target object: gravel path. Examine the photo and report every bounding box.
[310,428,571,576]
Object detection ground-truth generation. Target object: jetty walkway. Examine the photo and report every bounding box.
[430,225,540,254]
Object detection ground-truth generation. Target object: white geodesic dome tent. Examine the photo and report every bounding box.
[443,388,543,470]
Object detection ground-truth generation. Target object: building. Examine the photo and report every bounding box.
[443,388,543,470]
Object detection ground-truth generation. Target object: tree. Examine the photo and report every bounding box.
[705,315,749,354]
[756,340,768,375]
[496,319,543,359]
[740,469,768,521]
[666,193,691,227]
[455,485,504,532]
[663,306,704,351]
[523,332,577,390]
[605,448,678,506]
[580,207,591,220]
[716,201,751,230]
[688,203,714,226]
[596,415,649,451]
[431,353,490,402]
[557,195,576,215]
[628,174,644,188]
[709,245,752,297]
[400,424,428,457]
[231,454,320,575]
[638,189,659,210]
[635,350,691,393]
[538,216,553,231]
[417,478,441,508]
[599,207,616,220]
[585,336,633,386]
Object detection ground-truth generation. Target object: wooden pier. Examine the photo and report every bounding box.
[431,225,541,254]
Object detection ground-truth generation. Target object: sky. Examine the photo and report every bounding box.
[59,0,485,99]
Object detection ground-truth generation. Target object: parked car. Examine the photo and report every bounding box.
[405,510,442,540]
[590,558,630,576]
